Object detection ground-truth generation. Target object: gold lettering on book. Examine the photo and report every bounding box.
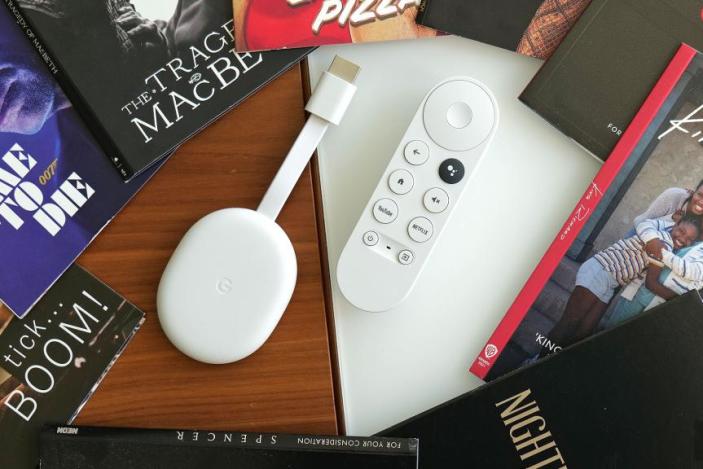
[495,389,567,469]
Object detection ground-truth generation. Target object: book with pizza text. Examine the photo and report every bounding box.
[232,0,439,53]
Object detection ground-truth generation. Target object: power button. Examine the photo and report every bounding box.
[363,231,379,246]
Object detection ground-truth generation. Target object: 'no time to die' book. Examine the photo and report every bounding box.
[0,264,145,469]
[40,426,419,469]
[381,290,703,468]
[474,44,703,380]
[0,4,162,317]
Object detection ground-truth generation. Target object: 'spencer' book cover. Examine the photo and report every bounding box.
[232,0,439,53]
[472,45,703,380]
[415,0,592,60]
[0,4,163,318]
[0,264,145,469]
[381,290,703,468]
[520,0,703,161]
[3,0,311,181]
[40,426,419,469]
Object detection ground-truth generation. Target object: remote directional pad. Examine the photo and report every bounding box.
[337,77,498,312]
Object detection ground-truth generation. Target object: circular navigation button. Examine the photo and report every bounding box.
[439,158,465,185]
[447,102,473,129]
[388,169,414,195]
[363,231,379,246]
[373,199,399,224]
[398,250,415,265]
[423,79,496,152]
[404,140,430,166]
[423,188,450,213]
[408,217,434,243]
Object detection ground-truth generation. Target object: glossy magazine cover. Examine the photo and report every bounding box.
[473,45,703,380]
[232,0,439,52]
[0,5,161,317]
[0,264,144,469]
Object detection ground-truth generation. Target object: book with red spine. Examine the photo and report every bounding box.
[472,44,703,380]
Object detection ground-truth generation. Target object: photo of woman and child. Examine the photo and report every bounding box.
[543,183,703,356]
[481,53,703,381]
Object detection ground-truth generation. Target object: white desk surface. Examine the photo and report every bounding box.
[308,36,601,436]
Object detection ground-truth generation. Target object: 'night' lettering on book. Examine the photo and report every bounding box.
[495,389,568,469]
[0,144,94,236]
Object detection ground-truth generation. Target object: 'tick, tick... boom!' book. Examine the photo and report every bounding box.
[233,0,439,52]
[4,0,311,180]
[0,265,144,469]
[473,45,703,380]
[0,5,161,317]
[40,426,419,468]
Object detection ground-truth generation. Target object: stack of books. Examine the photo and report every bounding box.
[3,0,703,467]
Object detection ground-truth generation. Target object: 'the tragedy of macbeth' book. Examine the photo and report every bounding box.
[0,265,144,469]
[3,0,311,180]
[473,44,703,380]
[0,5,161,317]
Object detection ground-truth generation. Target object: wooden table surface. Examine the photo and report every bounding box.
[75,64,339,435]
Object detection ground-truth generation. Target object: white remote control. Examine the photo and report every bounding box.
[337,77,498,312]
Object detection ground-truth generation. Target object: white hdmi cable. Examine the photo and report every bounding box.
[257,56,360,219]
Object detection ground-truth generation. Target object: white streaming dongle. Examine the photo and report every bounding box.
[157,56,360,364]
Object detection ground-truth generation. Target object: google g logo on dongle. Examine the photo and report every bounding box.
[216,277,233,295]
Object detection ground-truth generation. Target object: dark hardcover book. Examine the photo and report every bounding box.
[416,0,591,59]
[3,0,311,181]
[380,290,703,468]
[520,0,703,160]
[0,264,145,469]
[473,45,703,381]
[40,426,419,468]
[0,4,164,317]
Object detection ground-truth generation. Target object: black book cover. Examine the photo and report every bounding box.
[0,264,145,469]
[520,0,703,160]
[40,426,419,468]
[380,290,703,468]
[416,0,591,60]
[3,0,311,181]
